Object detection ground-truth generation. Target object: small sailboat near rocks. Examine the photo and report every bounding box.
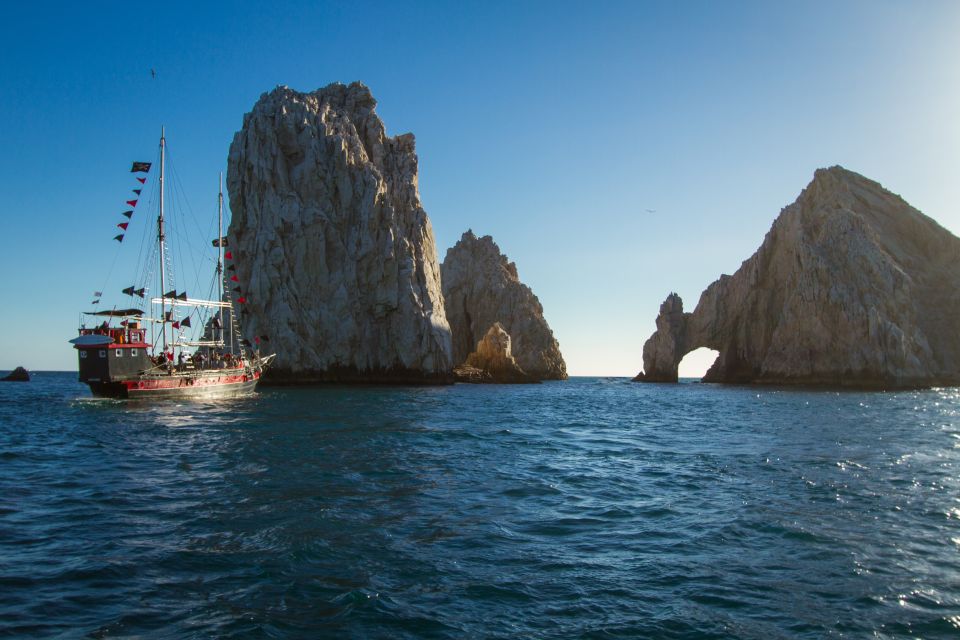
[71,129,274,399]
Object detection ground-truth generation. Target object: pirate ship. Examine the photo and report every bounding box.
[70,129,274,399]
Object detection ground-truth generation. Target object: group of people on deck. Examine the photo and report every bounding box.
[152,350,243,373]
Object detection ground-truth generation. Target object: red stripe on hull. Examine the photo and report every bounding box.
[88,370,262,400]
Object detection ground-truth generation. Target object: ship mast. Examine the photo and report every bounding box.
[158,127,168,354]
[217,172,224,349]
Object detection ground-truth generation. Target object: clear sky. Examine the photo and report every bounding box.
[1,0,958,375]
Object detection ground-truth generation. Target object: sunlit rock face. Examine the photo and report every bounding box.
[456,322,537,384]
[227,82,453,383]
[441,231,567,380]
[635,166,960,388]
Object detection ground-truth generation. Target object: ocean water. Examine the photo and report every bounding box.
[1,373,959,639]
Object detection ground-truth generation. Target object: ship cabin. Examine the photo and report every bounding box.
[74,320,153,383]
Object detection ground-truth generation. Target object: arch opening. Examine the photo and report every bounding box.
[678,347,719,381]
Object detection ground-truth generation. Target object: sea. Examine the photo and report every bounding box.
[1,372,959,639]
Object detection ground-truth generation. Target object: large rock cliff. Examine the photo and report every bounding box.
[226,82,453,383]
[635,166,960,388]
[441,231,567,380]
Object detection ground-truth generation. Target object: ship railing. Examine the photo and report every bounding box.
[150,297,232,309]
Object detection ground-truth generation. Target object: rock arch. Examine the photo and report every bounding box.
[632,293,723,382]
[634,166,960,388]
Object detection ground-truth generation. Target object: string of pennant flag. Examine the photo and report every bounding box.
[91,161,153,305]
[224,249,248,304]
[222,247,268,346]
[114,161,151,243]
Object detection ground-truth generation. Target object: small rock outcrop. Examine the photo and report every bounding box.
[441,231,566,380]
[451,364,493,383]
[635,166,960,388]
[227,82,453,383]
[1,367,29,382]
[455,323,537,383]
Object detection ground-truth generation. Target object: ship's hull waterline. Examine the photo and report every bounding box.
[86,371,261,400]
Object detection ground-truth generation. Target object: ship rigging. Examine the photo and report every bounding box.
[69,129,274,399]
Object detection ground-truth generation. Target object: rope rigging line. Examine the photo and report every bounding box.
[163,151,221,350]
[166,148,215,298]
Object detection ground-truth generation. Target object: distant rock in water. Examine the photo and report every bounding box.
[635,166,960,388]
[227,82,453,383]
[441,231,566,380]
[1,367,29,382]
[455,322,537,384]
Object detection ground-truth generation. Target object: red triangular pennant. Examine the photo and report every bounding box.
[126,199,138,207]
[172,321,180,329]
[230,275,239,282]
[224,251,233,260]
[237,297,247,303]
[136,177,146,184]
[117,222,129,230]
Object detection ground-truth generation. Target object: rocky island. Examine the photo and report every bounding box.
[224,83,567,385]
[1,367,29,382]
[442,231,567,381]
[226,82,453,383]
[635,166,960,388]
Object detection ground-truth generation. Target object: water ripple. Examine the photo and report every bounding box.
[1,374,959,637]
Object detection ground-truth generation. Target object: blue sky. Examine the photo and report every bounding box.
[1,0,958,375]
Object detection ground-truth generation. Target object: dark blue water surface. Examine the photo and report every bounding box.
[2,373,959,638]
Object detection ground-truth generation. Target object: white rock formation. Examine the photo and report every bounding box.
[636,166,960,388]
[441,231,567,380]
[226,82,453,382]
